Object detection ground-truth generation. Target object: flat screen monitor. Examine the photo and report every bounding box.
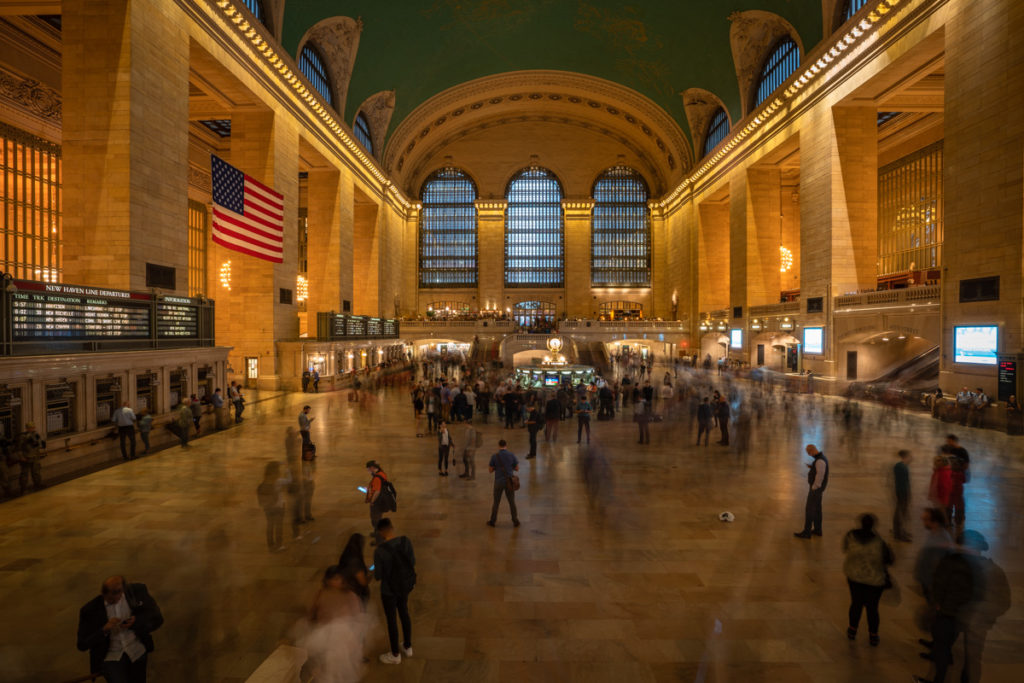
[803,327,824,355]
[954,325,998,365]
[543,375,559,387]
[730,329,743,349]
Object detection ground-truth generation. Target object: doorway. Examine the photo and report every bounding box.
[846,350,858,380]
[756,344,765,366]
[245,357,259,389]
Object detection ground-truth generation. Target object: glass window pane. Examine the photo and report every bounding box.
[591,166,651,287]
[504,167,564,288]
[419,168,478,287]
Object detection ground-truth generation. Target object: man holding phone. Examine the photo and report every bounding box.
[366,460,389,544]
[76,575,163,683]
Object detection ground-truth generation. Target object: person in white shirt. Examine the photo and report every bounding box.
[112,402,137,461]
[76,576,163,682]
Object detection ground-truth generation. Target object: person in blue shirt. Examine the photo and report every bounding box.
[576,395,592,444]
[487,439,519,527]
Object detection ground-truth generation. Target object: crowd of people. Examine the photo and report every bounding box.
[54,350,1015,683]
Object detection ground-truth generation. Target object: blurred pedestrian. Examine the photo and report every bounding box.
[794,444,828,539]
[893,450,913,541]
[842,514,894,646]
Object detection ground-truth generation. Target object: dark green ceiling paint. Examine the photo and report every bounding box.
[282,1,822,145]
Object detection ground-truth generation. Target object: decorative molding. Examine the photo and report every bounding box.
[384,70,691,188]
[681,88,730,159]
[356,89,396,158]
[474,199,508,217]
[189,162,213,193]
[657,0,915,214]
[297,16,362,115]
[562,199,595,219]
[728,10,804,117]
[0,64,61,122]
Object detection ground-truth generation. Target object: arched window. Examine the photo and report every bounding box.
[299,44,333,106]
[702,108,730,157]
[242,0,266,26]
[591,166,651,287]
[505,167,564,288]
[354,112,373,155]
[419,168,477,288]
[841,0,870,23]
[755,38,801,107]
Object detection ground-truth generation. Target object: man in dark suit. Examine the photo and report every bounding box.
[77,576,163,682]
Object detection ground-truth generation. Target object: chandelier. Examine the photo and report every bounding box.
[779,246,793,273]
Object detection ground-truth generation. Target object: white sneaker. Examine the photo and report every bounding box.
[402,646,413,657]
[379,652,401,665]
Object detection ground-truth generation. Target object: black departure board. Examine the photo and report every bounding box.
[998,360,1017,402]
[11,286,151,340]
[318,313,399,340]
[383,319,397,336]
[345,316,367,336]
[157,298,200,338]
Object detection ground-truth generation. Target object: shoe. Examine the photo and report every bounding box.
[402,645,413,657]
[379,652,401,664]
[443,471,449,476]
[869,633,879,646]
[486,520,495,527]
[525,455,535,459]
[793,532,812,539]
[513,520,520,527]
[812,531,822,537]
[305,517,315,522]
[438,471,444,476]
[847,627,857,640]
[458,474,468,478]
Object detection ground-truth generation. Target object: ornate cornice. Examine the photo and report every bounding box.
[0,64,61,122]
[474,199,508,218]
[658,0,920,215]
[562,200,595,219]
[189,162,213,193]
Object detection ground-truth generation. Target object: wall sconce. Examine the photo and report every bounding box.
[779,246,793,273]
[296,275,308,302]
[219,261,232,290]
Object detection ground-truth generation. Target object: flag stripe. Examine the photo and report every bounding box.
[212,234,283,263]
[211,155,285,264]
[212,208,284,243]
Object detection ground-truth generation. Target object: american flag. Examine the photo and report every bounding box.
[210,154,284,263]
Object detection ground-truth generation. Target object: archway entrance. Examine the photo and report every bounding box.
[513,300,556,327]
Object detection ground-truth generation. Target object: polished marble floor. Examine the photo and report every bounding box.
[1,376,1022,682]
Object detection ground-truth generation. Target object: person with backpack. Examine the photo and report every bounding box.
[365,461,397,544]
[373,518,415,665]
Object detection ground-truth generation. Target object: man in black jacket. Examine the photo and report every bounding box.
[374,518,416,665]
[77,576,163,682]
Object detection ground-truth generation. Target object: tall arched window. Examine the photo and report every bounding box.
[841,0,869,22]
[419,168,477,287]
[702,108,730,157]
[354,112,373,155]
[242,0,266,27]
[299,45,333,106]
[591,166,651,287]
[505,167,564,288]
[755,38,801,107]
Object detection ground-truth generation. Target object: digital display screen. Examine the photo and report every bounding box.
[803,327,824,355]
[954,326,998,365]
[156,303,199,338]
[730,329,743,349]
[11,291,151,340]
[324,314,399,340]
[544,376,559,387]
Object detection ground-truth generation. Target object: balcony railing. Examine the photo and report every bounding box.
[834,284,940,309]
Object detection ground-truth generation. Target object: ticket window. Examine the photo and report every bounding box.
[45,382,77,437]
[136,374,157,414]
[0,388,24,441]
[197,367,213,401]
[95,378,122,426]
[307,355,327,376]
[169,370,187,408]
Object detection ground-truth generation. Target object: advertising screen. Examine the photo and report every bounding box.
[730,329,743,349]
[954,326,998,365]
[803,327,824,355]
[543,375,560,387]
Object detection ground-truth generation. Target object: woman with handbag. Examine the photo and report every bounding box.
[842,513,894,646]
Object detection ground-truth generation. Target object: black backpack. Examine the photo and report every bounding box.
[375,474,398,512]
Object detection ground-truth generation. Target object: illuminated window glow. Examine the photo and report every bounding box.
[419,168,478,287]
[505,167,564,288]
[591,166,651,287]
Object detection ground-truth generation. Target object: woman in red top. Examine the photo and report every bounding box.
[928,455,953,512]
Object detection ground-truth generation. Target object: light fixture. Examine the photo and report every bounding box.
[219,261,232,290]
[296,275,308,302]
[780,246,793,273]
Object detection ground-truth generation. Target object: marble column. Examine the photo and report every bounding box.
[562,199,594,317]
[475,200,507,313]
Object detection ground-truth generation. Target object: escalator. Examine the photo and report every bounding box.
[576,341,612,376]
[847,345,939,404]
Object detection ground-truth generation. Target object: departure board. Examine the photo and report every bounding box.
[10,285,152,340]
[319,313,399,340]
[345,316,367,336]
[157,298,200,338]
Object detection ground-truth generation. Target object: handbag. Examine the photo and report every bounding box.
[500,458,520,492]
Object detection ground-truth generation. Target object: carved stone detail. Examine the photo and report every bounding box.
[297,16,363,115]
[728,10,803,116]
[356,90,396,158]
[681,88,730,159]
[189,163,213,193]
[0,65,61,121]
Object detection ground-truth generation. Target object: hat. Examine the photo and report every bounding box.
[718,511,735,523]
[365,460,379,469]
[960,529,989,551]
[25,422,35,430]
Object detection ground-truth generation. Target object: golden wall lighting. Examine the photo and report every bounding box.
[296,275,308,302]
[780,246,794,273]
[219,261,232,290]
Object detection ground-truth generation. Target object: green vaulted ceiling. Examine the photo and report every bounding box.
[282,1,823,146]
